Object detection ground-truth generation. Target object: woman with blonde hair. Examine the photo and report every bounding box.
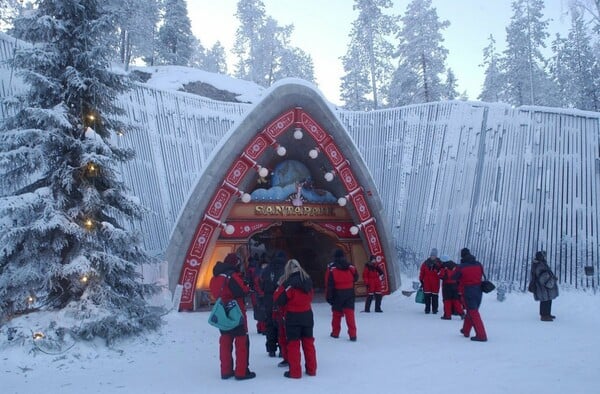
[274,259,317,378]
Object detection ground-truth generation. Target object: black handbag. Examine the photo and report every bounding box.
[481,273,496,293]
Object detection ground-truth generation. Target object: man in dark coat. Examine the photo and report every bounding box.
[529,250,559,321]
[325,249,358,341]
[260,250,286,356]
[209,253,256,380]
[454,248,488,342]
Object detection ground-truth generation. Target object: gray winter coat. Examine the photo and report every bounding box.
[530,258,559,302]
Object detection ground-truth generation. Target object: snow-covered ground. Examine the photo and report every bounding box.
[2,278,598,394]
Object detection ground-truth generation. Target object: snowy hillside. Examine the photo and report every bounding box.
[130,65,264,103]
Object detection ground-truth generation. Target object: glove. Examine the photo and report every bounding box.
[420,280,424,287]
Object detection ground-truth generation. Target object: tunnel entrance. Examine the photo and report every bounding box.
[249,221,339,289]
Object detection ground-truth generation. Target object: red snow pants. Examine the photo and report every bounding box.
[462,309,487,340]
[331,308,357,339]
[219,333,249,378]
[287,337,317,378]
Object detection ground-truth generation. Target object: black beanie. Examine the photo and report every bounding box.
[460,248,470,258]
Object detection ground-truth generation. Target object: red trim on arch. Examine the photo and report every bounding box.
[177,108,389,310]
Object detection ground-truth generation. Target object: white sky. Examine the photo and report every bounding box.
[187,0,572,105]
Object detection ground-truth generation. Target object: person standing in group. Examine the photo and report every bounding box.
[419,248,442,314]
[209,253,256,380]
[454,248,488,342]
[362,255,384,313]
[260,250,286,357]
[325,249,358,341]
[275,259,317,378]
[438,256,464,320]
[529,250,559,322]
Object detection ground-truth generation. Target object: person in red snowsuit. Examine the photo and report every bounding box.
[419,248,442,314]
[209,253,256,380]
[454,248,488,342]
[438,258,464,320]
[275,259,317,378]
[325,249,358,341]
[362,255,384,312]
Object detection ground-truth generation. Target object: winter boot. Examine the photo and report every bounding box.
[541,315,553,322]
[364,295,373,312]
[374,294,383,312]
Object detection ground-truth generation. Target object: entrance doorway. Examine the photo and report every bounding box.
[249,222,337,289]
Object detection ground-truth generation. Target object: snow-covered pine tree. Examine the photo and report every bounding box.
[275,46,315,83]
[233,0,267,84]
[0,0,162,343]
[388,0,449,106]
[340,0,398,109]
[442,68,459,100]
[340,43,373,111]
[478,34,505,103]
[156,0,195,66]
[112,0,161,70]
[549,8,599,111]
[502,0,556,106]
[204,41,228,74]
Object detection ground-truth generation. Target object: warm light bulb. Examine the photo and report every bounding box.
[338,197,347,207]
[276,145,286,156]
[27,296,34,304]
[87,114,95,121]
[309,149,318,159]
[81,275,89,283]
[33,332,45,340]
[241,193,252,203]
[293,128,303,140]
[324,172,334,182]
[84,219,94,229]
[224,224,235,235]
[258,167,269,178]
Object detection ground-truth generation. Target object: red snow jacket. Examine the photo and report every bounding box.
[453,254,484,310]
[209,262,251,329]
[419,257,442,293]
[362,262,383,293]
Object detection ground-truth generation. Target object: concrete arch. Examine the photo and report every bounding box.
[165,80,399,310]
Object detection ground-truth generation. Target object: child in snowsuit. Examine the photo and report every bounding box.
[362,255,384,312]
[438,259,464,320]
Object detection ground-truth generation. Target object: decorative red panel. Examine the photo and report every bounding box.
[188,222,216,260]
[180,267,199,304]
[226,159,251,186]
[315,222,359,238]
[352,194,371,222]
[364,223,382,254]
[264,110,295,139]
[219,221,275,238]
[300,112,327,143]
[323,141,344,167]
[339,166,358,191]
[207,187,232,218]
[245,135,269,161]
